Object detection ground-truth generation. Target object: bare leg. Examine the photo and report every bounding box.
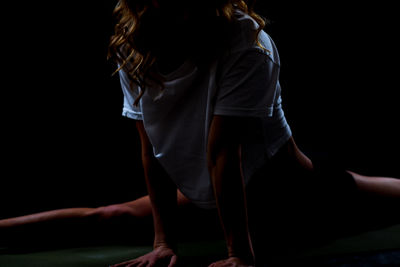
[347,171,400,198]
[0,208,96,229]
[0,190,190,246]
[0,190,190,229]
[0,199,148,231]
[0,199,150,247]
[85,189,190,220]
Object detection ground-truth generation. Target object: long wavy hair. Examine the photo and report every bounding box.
[108,0,266,104]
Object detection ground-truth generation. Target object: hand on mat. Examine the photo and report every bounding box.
[110,246,177,267]
[208,257,254,267]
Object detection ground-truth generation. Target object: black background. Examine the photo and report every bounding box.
[1,1,399,218]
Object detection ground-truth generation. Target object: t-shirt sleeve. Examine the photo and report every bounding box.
[214,47,280,118]
[119,67,143,120]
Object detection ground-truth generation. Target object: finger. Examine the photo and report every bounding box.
[135,261,148,267]
[116,259,140,267]
[111,259,138,267]
[208,261,223,267]
[110,262,124,267]
[168,255,178,267]
[126,261,140,267]
[110,262,128,267]
[146,260,155,267]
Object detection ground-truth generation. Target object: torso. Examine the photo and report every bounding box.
[120,9,295,208]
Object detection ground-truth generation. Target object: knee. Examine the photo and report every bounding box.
[89,204,136,221]
[347,171,370,190]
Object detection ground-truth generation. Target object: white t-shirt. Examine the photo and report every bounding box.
[119,10,292,208]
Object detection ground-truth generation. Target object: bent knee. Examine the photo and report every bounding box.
[347,170,378,192]
[347,170,400,198]
[347,171,367,186]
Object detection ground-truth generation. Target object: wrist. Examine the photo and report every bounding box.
[153,239,177,252]
[227,239,255,264]
[228,255,255,266]
[228,250,255,265]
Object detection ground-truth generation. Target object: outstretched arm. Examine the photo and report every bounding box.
[207,115,255,266]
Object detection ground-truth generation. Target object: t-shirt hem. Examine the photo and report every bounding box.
[214,106,273,117]
[122,108,143,120]
[189,199,217,209]
[176,186,217,209]
[265,128,292,158]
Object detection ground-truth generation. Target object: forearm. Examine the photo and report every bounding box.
[143,156,178,249]
[209,147,254,262]
[207,115,255,263]
[136,121,178,250]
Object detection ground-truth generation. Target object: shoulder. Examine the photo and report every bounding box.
[224,9,280,66]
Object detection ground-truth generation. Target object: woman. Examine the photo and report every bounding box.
[107,0,400,266]
[1,0,399,266]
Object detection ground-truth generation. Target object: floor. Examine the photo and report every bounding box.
[1,224,399,266]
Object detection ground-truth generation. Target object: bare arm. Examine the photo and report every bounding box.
[111,121,179,267]
[207,115,255,265]
[136,120,178,250]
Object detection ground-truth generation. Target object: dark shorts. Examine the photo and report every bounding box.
[246,152,358,213]
[183,152,361,241]
[245,152,362,251]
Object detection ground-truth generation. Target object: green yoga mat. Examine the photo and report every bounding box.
[1,224,399,267]
[0,241,227,267]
